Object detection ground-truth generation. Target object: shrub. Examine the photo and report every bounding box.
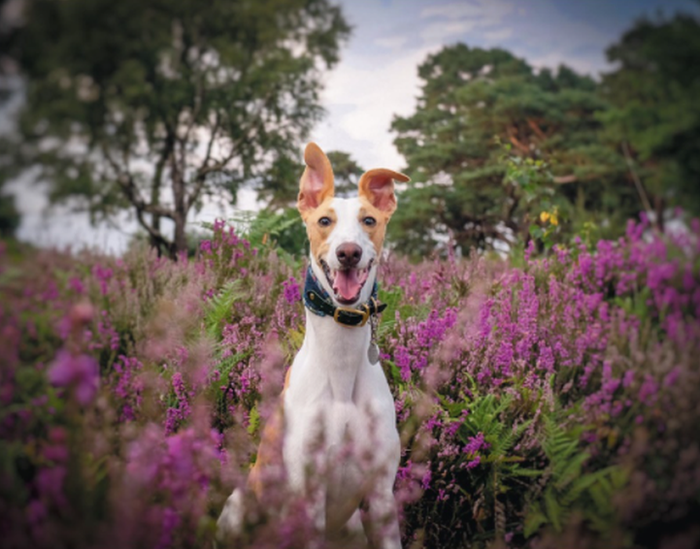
[0,215,698,548]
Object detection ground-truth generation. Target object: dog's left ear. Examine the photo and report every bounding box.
[298,142,334,215]
[358,169,410,215]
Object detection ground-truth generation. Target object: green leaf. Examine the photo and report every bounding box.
[247,405,260,436]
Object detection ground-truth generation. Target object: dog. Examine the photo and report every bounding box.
[217,143,409,548]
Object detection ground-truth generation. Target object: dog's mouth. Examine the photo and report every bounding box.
[320,259,373,305]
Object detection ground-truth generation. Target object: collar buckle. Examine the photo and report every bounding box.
[333,304,370,327]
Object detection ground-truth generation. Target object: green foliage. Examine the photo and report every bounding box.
[390,43,638,257]
[525,417,627,537]
[204,280,247,341]
[228,208,308,260]
[498,142,565,251]
[600,11,700,218]
[5,0,351,255]
[325,150,364,197]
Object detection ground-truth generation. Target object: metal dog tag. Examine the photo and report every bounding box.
[368,342,380,364]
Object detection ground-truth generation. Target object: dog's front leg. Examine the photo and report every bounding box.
[216,488,245,543]
[285,435,328,538]
[362,482,401,549]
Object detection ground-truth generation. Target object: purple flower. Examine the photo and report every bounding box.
[282,276,301,304]
[638,375,659,406]
[68,277,85,294]
[421,468,432,490]
[200,240,212,254]
[47,350,99,405]
[165,372,191,434]
[466,456,481,469]
[463,432,487,456]
[92,264,113,295]
[156,507,181,549]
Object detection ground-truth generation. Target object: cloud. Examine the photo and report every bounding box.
[421,0,512,21]
[314,45,437,170]
[419,0,515,46]
[420,20,479,43]
[483,27,513,42]
[311,0,520,171]
[421,0,514,26]
[374,35,409,51]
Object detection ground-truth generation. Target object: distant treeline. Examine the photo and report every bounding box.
[0,1,698,257]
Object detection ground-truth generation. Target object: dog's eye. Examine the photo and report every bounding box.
[318,217,332,227]
[363,217,376,227]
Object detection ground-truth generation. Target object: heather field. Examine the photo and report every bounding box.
[1,216,699,549]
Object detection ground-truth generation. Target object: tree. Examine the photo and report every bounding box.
[5,0,350,256]
[325,150,363,197]
[600,11,700,221]
[0,0,22,238]
[390,44,637,256]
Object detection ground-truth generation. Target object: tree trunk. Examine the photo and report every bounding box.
[150,133,175,257]
[170,146,188,259]
[150,193,162,256]
[173,213,187,258]
[654,195,665,233]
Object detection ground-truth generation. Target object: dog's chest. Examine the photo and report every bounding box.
[283,359,399,520]
[283,341,400,470]
[284,354,396,447]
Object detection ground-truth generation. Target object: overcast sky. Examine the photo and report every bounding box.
[9,0,700,253]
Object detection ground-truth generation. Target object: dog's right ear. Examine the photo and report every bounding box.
[298,143,334,216]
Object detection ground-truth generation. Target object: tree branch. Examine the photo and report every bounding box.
[101,142,176,220]
[622,140,657,228]
[553,174,577,184]
[184,86,274,213]
[526,117,547,141]
[507,127,530,154]
[185,114,221,211]
[135,206,173,251]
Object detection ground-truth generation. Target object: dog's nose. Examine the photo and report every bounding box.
[336,243,362,267]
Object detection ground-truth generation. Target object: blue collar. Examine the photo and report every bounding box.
[303,266,385,327]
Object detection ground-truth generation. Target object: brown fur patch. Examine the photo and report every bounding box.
[358,168,409,215]
[248,366,293,499]
[358,198,392,256]
[302,199,336,266]
[247,400,284,499]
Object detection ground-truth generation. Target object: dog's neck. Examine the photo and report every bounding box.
[303,309,371,402]
[301,271,374,403]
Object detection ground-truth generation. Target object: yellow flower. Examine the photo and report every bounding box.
[550,214,559,226]
[539,211,550,223]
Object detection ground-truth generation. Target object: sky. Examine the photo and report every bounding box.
[8,0,700,253]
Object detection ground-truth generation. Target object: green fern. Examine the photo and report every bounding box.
[450,392,541,537]
[228,209,307,259]
[204,280,247,340]
[524,416,628,537]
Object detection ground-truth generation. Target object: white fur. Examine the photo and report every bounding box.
[218,196,402,548]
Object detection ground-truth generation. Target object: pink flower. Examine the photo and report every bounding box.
[466,456,481,469]
[200,240,212,254]
[47,350,99,405]
[282,276,301,304]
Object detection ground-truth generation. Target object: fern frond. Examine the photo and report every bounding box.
[204,280,246,340]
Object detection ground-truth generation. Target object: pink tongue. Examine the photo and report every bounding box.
[334,270,361,301]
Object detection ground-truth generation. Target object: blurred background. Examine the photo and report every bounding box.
[1,0,699,257]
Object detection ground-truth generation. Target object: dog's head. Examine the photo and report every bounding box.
[297,143,409,307]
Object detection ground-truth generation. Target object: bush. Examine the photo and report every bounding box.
[0,215,698,548]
